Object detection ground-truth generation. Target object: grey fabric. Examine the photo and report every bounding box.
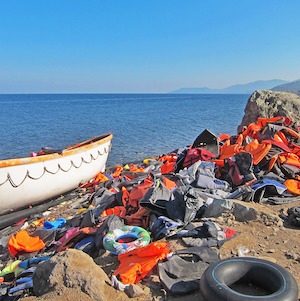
[203,199,234,218]
[167,186,205,224]
[287,206,300,227]
[158,246,219,295]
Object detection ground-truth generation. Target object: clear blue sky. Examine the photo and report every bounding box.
[1,0,299,93]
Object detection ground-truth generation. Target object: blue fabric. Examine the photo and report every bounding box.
[43,218,66,229]
[8,278,33,294]
[18,267,36,276]
[154,216,183,240]
[15,277,32,285]
[251,179,286,195]
[74,236,95,253]
[19,255,51,269]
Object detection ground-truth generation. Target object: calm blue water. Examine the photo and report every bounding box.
[0,94,249,165]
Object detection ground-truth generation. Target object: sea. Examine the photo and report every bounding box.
[0,94,250,166]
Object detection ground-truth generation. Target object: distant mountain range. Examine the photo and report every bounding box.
[169,79,292,94]
[271,79,300,95]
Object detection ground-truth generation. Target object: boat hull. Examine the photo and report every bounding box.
[0,133,113,215]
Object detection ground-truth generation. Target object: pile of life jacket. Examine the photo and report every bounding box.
[0,115,299,299]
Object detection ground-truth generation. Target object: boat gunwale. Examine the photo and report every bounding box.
[0,133,113,168]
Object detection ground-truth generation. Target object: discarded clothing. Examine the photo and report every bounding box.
[113,242,170,284]
[179,221,237,248]
[7,230,45,257]
[158,246,219,295]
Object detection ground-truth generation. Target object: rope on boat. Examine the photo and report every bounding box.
[0,145,111,188]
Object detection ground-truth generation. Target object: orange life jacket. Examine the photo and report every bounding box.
[121,186,131,207]
[162,176,177,190]
[8,230,45,257]
[160,160,176,174]
[113,242,170,284]
[268,154,279,172]
[274,131,289,145]
[112,165,123,177]
[291,143,300,157]
[101,206,127,218]
[257,116,282,128]
[159,154,177,174]
[158,154,177,163]
[124,207,151,228]
[278,153,300,168]
[219,139,244,160]
[219,133,231,141]
[284,179,300,195]
[244,140,272,165]
[241,123,262,140]
[129,178,154,208]
[128,163,145,173]
[93,172,109,184]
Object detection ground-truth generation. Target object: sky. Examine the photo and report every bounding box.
[0,0,300,93]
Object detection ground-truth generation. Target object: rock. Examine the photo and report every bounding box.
[125,284,145,298]
[237,90,300,133]
[233,203,257,222]
[203,199,234,218]
[21,287,94,301]
[216,216,225,223]
[226,218,233,226]
[285,250,298,260]
[276,220,284,227]
[231,249,238,256]
[237,246,250,257]
[260,213,282,227]
[31,249,129,301]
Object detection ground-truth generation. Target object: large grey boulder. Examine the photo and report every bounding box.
[28,249,129,301]
[238,90,300,133]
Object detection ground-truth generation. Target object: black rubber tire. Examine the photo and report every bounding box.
[200,257,298,301]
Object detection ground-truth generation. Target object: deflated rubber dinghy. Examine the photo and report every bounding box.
[192,129,220,157]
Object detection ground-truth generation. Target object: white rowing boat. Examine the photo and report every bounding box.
[0,133,113,215]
